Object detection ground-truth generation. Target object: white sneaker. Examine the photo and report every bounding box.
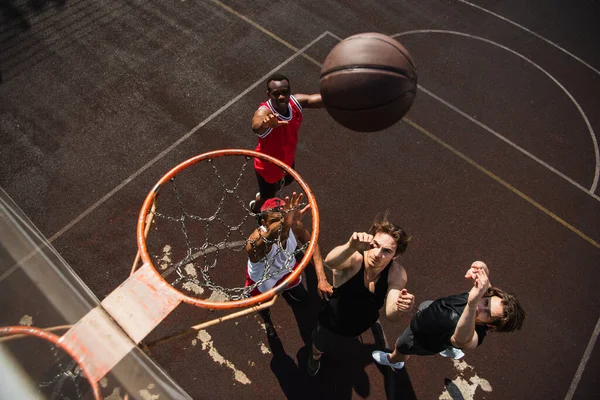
[371,350,405,370]
[249,192,260,212]
[439,347,465,359]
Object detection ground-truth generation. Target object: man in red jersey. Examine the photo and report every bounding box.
[249,73,324,213]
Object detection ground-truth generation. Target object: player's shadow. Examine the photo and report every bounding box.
[443,378,465,400]
[0,0,67,33]
[262,314,374,400]
[370,322,418,400]
[0,0,31,31]
[261,260,416,400]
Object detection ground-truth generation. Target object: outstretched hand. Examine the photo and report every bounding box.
[282,192,310,228]
[262,113,288,129]
[467,265,491,306]
[396,289,415,312]
[348,232,374,252]
[464,261,489,281]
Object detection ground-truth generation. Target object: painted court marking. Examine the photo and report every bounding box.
[393,29,600,194]
[564,317,600,400]
[403,117,600,250]
[10,2,596,397]
[455,0,600,77]
[412,84,600,202]
[202,7,600,399]
[46,31,329,244]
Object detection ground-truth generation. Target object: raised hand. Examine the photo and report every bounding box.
[396,289,415,312]
[348,232,374,252]
[282,192,309,228]
[465,261,489,280]
[262,113,289,129]
[467,266,491,306]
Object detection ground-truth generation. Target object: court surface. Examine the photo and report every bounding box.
[1,0,599,399]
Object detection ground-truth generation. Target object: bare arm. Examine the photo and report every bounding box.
[294,224,333,299]
[324,243,360,270]
[325,231,377,271]
[451,264,491,349]
[245,220,286,263]
[251,107,288,135]
[245,192,306,263]
[384,263,414,321]
[294,93,324,109]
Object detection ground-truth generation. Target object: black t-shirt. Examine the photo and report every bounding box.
[410,293,488,352]
[318,256,391,337]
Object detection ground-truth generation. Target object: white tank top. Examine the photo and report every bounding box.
[247,227,299,293]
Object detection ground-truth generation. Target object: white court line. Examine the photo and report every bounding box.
[455,0,600,77]
[47,32,329,244]
[416,85,600,202]
[392,30,600,194]
[564,317,600,400]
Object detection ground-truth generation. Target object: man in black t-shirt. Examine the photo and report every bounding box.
[307,213,415,376]
[372,261,525,370]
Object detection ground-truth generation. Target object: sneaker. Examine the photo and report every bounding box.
[283,284,307,302]
[249,192,260,212]
[439,347,465,359]
[371,350,405,370]
[307,354,321,376]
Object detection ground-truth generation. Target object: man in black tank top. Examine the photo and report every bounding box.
[372,262,525,371]
[307,213,415,376]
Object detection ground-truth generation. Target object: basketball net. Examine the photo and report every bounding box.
[0,149,319,400]
[143,155,309,301]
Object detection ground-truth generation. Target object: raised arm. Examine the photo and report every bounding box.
[294,93,324,109]
[384,263,414,321]
[325,232,374,270]
[251,107,288,135]
[245,192,304,263]
[451,263,491,349]
[293,224,333,300]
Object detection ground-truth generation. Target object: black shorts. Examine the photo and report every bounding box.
[255,163,296,200]
[394,326,439,356]
[311,322,342,354]
[394,300,439,356]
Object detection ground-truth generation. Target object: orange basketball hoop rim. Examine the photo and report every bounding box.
[137,149,320,310]
[0,326,102,400]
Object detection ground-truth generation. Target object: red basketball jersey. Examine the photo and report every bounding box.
[254,95,303,183]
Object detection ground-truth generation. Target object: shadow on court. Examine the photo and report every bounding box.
[370,322,418,400]
[259,262,417,400]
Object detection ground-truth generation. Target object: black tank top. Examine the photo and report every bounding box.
[318,255,391,337]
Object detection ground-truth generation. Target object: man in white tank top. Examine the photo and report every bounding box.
[245,193,332,306]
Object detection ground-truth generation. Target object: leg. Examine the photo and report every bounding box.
[388,348,410,363]
[308,323,339,376]
[282,162,296,187]
[252,170,279,213]
[372,326,416,370]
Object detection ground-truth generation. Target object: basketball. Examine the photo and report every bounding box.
[320,33,418,132]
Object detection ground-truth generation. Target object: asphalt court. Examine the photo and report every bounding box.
[1,0,599,399]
